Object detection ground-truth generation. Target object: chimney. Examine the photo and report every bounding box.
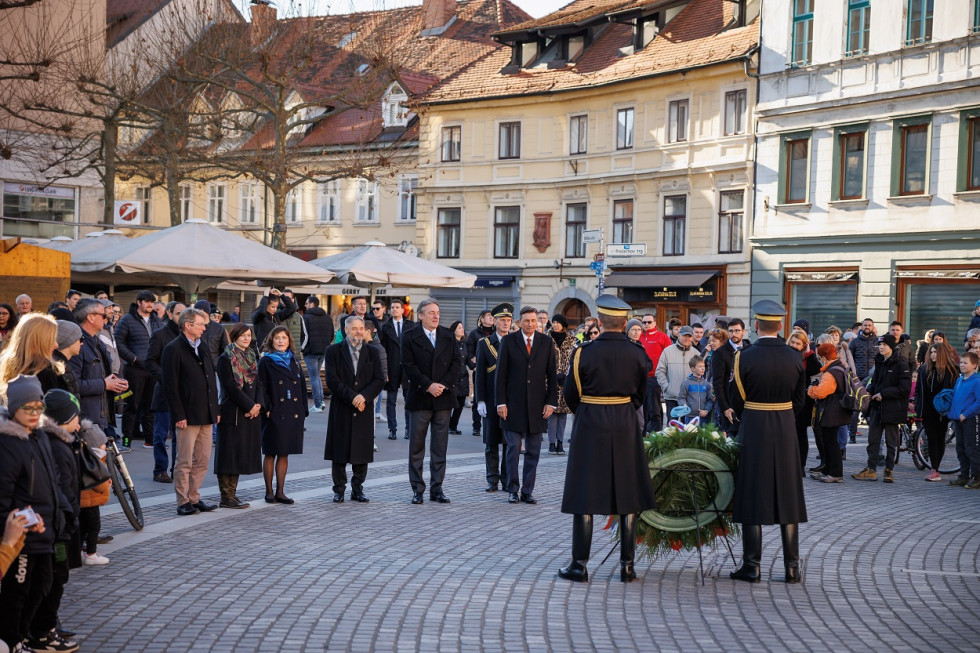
[250,1,277,46]
[421,0,457,32]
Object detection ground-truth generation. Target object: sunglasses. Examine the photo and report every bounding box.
[642,321,653,324]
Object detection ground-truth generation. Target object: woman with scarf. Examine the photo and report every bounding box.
[547,314,576,454]
[215,323,263,508]
[258,326,308,504]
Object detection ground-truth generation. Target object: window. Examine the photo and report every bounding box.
[718,191,743,254]
[846,1,871,56]
[837,130,867,200]
[668,100,688,143]
[383,84,409,128]
[616,108,634,150]
[135,186,151,224]
[724,90,747,136]
[285,187,300,223]
[1,183,75,239]
[493,206,520,258]
[499,122,521,159]
[316,180,340,224]
[974,0,980,33]
[898,123,929,195]
[906,0,933,45]
[567,35,585,60]
[355,179,379,223]
[207,184,225,223]
[436,208,461,258]
[569,115,588,155]
[790,280,858,337]
[399,176,418,222]
[612,199,633,244]
[966,115,980,191]
[663,195,686,256]
[179,184,192,221]
[783,137,810,203]
[791,0,814,66]
[565,203,586,258]
[240,182,258,224]
[441,126,461,162]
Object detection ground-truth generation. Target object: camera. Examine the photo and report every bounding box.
[13,507,39,528]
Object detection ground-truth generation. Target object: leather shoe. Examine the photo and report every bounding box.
[219,498,249,509]
[96,535,113,545]
[351,492,369,503]
[785,565,802,584]
[177,503,198,516]
[194,501,217,512]
[729,565,761,583]
[153,472,173,483]
[264,493,275,504]
[430,493,451,503]
[621,562,637,582]
[520,494,537,504]
[558,561,588,582]
[388,433,397,440]
[274,495,295,505]
[411,493,424,504]
[333,493,345,503]
[508,492,520,504]
[485,483,499,492]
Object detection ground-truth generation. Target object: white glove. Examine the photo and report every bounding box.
[477,401,487,418]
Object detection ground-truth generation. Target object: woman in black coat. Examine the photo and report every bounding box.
[215,323,263,508]
[914,342,958,480]
[787,329,821,474]
[447,321,469,434]
[258,326,307,504]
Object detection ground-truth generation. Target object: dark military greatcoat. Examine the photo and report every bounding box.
[560,333,656,515]
[474,333,503,446]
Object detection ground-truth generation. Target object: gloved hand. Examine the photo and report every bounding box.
[477,401,487,418]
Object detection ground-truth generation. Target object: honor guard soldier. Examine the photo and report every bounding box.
[558,295,656,583]
[726,299,807,583]
[475,304,512,492]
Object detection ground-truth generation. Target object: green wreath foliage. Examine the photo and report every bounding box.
[606,423,740,559]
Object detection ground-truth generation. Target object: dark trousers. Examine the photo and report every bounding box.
[643,380,663,432]
[331,462,368,495]
[921,415,948,472]
[953,415,980,479]
[471,396,482,433]
[408,409,450,496]
[30,547,69,636]
[818,425,844,477]
[796,421,809,470]
[503,430,543,495]
[79,506,101,554]
[664,399,680,421]
[866,421,899,470]
[449,395,466,430]
[0,552,53,648]
[122,364,155,444]
[385,381,410,436]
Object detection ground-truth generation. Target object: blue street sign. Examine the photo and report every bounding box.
[589,260,607,272]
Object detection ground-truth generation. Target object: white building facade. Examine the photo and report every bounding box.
[752,0,980,340]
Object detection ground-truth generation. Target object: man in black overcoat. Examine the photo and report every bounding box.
[496,306,557,504]
[558,295,656,583]
[401,298,462,504]
[323,316,385,503]
[145,301,185,483]
[380,299,414,440]
[474,303,512,492]
[725,300,807,584]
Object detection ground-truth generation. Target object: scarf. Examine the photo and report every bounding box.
[551,330,567,347]
[225,343,257,388]
[264,348,294,370]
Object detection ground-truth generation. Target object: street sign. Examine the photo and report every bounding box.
[594,252,605,262]
[589,260,608,272]
[582,229,602,244]
[607,243,647,257]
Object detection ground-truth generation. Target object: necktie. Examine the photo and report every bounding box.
[352,346,359,373]
[429,331,436,348]
[396,321,401,339]
[526,336,532,355]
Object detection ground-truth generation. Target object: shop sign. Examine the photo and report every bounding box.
[607,243,647,257]
[4,182,74,199]
[113,201,141,225]
[474,277,513,288]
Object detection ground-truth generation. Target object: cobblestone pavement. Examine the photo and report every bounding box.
[61,435,980,652]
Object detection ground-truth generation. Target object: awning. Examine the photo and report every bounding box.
[605,270,717,289]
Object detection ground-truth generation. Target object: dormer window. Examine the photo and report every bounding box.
[566,35,585,61]
[338,31,357,48]
[382,83,411,128]
[634,14,660,50]
[510,41,539,67]
[356,63,370,76]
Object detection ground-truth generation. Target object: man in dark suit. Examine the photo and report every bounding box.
[726,300,807,584]
[712,317,750,437]
[474,303,512,492]
[496,306,557,504]
[323,316,385,503]
[401,298,462,504]
[161,308,220,516]
[380,299,414,440]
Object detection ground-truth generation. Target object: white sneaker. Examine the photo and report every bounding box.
[82,552,109,566]
[376,414,387,422]
[309,405,324,413]
[373,439,379,452]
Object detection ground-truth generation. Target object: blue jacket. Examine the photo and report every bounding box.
[678,373,714,415]
[949,373,980,421]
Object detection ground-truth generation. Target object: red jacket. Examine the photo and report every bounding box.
[639,328,672,377]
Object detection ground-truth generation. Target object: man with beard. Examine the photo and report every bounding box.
[712,317,750,438]
[474,304,512,492]
[848,318,879,443]
[114,290,163,448]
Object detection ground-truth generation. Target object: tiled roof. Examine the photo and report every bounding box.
[422,0,759,104]
[495,0,639,37]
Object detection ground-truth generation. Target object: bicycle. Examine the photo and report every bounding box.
[913,421,960,475]
[896,421,928,470]
[105,434,145,530]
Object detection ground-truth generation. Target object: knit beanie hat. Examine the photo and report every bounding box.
[625,318,643,333]
[43,389,80,425]
[4,374,44,415]
[551,314,568,329]
[880,333,898,350]
[193,299,211,312]
[56,319,83,350]
[793,319,810,334]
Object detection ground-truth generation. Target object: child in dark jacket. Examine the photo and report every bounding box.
[678,356,714,423]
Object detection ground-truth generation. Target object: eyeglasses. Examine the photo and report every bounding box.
[18,404,44,415]
[94,312,106,318]
[373,307,384,311]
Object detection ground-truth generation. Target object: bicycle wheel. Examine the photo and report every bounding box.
[909,426,926,470]
[107,453,145,530]
[914,425,960,476]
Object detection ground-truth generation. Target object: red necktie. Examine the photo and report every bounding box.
[526,337,532,354]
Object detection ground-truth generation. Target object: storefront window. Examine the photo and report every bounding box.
[905,283,980,344]
[2,182,75,239]
[790,282,857,333]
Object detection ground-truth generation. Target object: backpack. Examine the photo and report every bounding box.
[839,366,872,414]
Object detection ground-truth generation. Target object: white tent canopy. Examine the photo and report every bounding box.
[309,242,475,298]
[63,220,335,294]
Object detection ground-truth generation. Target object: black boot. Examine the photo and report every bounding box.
[217,474,233,507]
[729,524,762,583]
[619,514,637,582]
[558,514,593,582]
[781,523,801,583]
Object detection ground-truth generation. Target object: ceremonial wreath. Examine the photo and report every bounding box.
[607,419,740,558]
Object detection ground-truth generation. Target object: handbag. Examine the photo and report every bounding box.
[75,439,111,490]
